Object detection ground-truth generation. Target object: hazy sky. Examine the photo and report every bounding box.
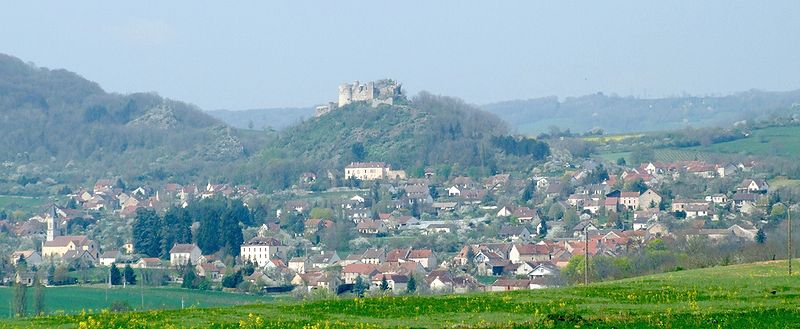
[2,1,799,110]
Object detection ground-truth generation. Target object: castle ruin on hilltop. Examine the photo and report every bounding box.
[315,79,403,116]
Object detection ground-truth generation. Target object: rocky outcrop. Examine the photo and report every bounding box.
[128,104,178,129]
[201,125,245,160]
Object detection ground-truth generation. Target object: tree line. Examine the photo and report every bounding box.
[132,197,250,259]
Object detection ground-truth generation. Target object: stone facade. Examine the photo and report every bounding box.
[315,79,403,117]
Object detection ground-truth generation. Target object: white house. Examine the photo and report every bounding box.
[240,237,284,267]
[169,244,201,267]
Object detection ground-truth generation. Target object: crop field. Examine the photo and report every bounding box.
[3,260,800,328]
[688,126,800,158]
[596,149,710,165]
[0,285,284,319]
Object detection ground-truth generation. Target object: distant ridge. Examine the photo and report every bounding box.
[481,89,800,135]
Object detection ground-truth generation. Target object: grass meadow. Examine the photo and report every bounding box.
[2,260,799,328]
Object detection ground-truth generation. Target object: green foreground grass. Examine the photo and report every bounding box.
[0,285,282,319]
[3,261,800,328]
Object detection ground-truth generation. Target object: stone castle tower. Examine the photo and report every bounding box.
[316,79,404,117]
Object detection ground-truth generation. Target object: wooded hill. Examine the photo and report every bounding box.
[0,53,549,193]
[238,92,550,191]
[0,53,258,189]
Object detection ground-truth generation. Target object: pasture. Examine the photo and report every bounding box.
[3,260,799,328]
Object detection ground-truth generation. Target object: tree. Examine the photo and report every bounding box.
[406,275,417,293]
[242,261,256,276]
[353,275,367,297]
[222,270,243,288]
[616,157,627,166]
[124,264,136,285]
[538,218,548,238]
[380,275,389,291]
[110,264,122,286]
[34,276,45,316]
[521,180,535,203]
[429,186,439,200]
[161,207,193,258]
[13,281,27,317]
[221,207,244,257]
[182,261,197,289]
[350,143,367,162]
[756,228,766,244]
[462,245,475,272]
[624,178,648,194]
[133,208,163,257]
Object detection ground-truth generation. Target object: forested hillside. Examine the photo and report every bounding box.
[0,54,256,191]
[483,90,800,135]
[237,92,550,191]
[207,107,314,131]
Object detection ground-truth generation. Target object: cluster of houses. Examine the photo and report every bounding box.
[2,157,775,292]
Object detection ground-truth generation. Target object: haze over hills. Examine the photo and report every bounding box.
[482,90,800,135]
[210,89,800,135]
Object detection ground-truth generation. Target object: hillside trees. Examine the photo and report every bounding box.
[133,197,247,258]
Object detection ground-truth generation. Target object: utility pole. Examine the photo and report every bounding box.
[789,206,793,276]
[584,226,589,285]
[140,267,145,310]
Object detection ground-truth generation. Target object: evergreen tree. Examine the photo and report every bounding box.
[406,275,416,293]
[521,180,535,203]
[221,206,244,257]
[34,276,45,316]
[353,275,366,297]
[133,208,163,257]
[195,198,225,254]
[110,264,122,285]
[124,264,136,285]
[182,260,197,289]
[380,275,389,291]
[756,228,766,244]
[222,270,243,288]
[538,218,548,238]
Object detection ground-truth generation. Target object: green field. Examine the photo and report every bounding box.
[688,125,800,158]
[0,195,48,211]
[0,285,283,319]
[597,149,710,165]
[4,260,800,328]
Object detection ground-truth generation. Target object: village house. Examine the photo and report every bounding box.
[619,192,640,210]
[344,162,391,181]
[98,250,121,267]
[737,179,769,193]
[137,257,163,269]
[169,244,201,267]
[356,220,388,236]
[10,250,42,267]
[240,237,284,267]
[288,257,309,274]
[499,225,531,242]
[509,244,551,264]
[341,263,380,284]
[371,273,409,291]
[42,235,98,262]
[407,249,437,269]
[638,189,662,210]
